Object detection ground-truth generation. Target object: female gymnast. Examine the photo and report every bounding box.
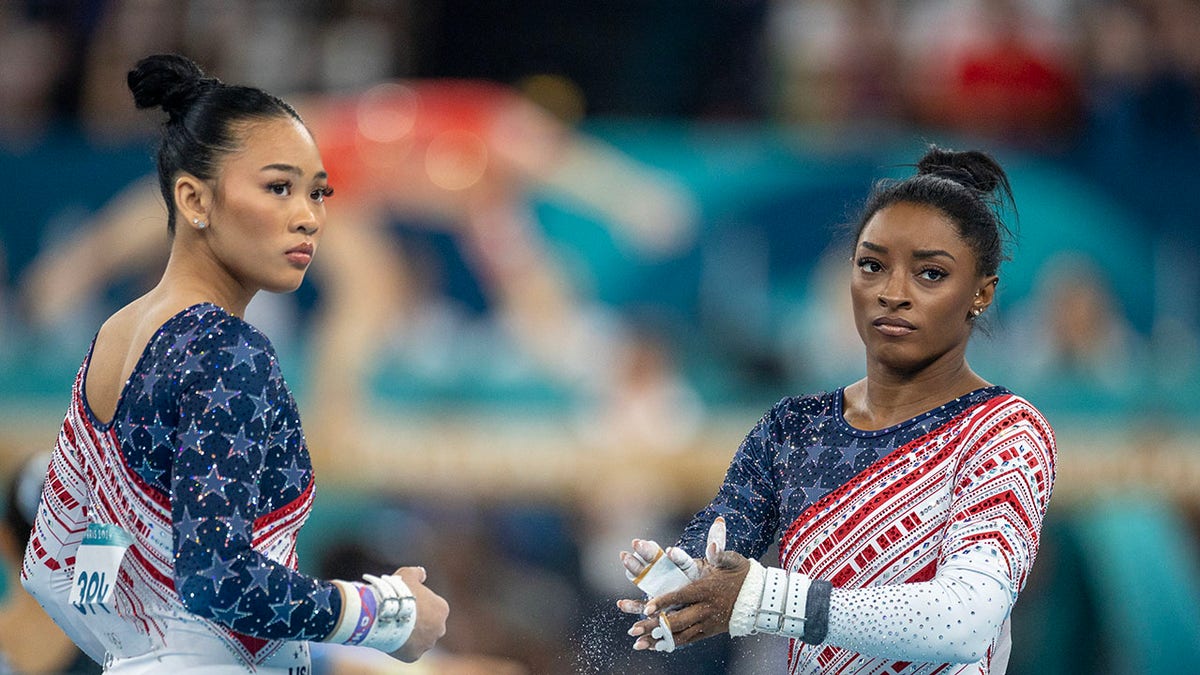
[20,54,448,673]
[619,146,1056,674]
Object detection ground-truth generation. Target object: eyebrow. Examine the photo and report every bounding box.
[260,163,328,181]
[859,240,956,261]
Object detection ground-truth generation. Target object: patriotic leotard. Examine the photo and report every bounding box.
[678,387,1056,674]
[22,303,342,673]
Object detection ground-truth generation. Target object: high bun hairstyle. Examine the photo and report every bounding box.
[127,54,303,234]
[853,146,1016,277]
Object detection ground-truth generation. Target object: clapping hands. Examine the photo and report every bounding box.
[617,517,751,652]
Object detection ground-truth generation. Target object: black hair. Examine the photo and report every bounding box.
[127,53,303,234]
[852,146,1017,277]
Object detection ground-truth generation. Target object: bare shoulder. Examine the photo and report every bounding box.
[86,297,166,421]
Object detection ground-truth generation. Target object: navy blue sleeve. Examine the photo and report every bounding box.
[676,403,784,561]
[170,319,340,641]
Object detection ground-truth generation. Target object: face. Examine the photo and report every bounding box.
[851,202,996,375]
[202,116,330,294]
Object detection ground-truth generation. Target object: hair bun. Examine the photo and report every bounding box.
[127,53,216,119]
[916,146,1004,194]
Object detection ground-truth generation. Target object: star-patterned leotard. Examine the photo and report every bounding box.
[678,387,1056,674]
[23,303,342,673]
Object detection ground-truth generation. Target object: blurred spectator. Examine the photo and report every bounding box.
[901,0,1081,146]
[778,245,864,391]
[765,0,904,133]
[77,1,188,141]
[0,10,68,147]
[0,453,100,674]
[1004,252,1148,403]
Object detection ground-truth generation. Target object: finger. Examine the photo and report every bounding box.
[645,584,704,616]
[616,598,646,615]
[395,566,427,583]
[620,551,646,579]
[652,614,676,652]
[627,616,658,638]
[705,517,726,566]
[665,546,700,581]
[712,550,747,570]
[632,539,663,564]
[675,622,709,647]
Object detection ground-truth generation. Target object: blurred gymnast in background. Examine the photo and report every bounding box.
[21,54,448,673]
[20,76,700,462]
[618,147,1057,674]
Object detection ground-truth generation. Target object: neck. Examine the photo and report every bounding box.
[851,347,988,427]
[157,236,253,316]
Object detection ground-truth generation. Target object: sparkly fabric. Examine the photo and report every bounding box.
[23,303,338,672]
[678,387,1056,674]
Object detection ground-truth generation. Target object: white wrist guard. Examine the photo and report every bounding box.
[728,562,812,640]
[327,574,417,653]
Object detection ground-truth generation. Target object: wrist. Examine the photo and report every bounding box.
[327,575,418,653]
[728,564,826,643]
[729,559,765,637]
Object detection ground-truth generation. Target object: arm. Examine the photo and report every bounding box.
[169,322,343,640]
[20,431,111,664]
[169,322,446,655]
[633,399,1057,664]
[674,405,786,562]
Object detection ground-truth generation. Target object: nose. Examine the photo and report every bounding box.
[292,201,322,236]
[877,272,911,309]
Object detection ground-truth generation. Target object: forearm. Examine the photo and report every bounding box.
[21,567,109,665]
[825,566,1011,663]
[21,446,108,664]
[732,562,1010,664]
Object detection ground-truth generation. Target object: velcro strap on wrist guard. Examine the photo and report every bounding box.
[779,570,811,638]
[357,573,417,653]
[326,576,417,653]
[754,566,788,633]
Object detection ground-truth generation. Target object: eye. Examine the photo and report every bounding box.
[310,186,334,203]
[918,267,947,282]
[268,181,292,197]
[857,257,883,274]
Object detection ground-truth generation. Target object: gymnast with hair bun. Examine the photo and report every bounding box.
[20,54,448,674]
[619,146,1057,675]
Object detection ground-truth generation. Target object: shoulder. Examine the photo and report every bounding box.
[175,305,279,380]
[974,391,1055,438]
[183,305,274,353]
[964,391,1058,470]
[757,390,839,434]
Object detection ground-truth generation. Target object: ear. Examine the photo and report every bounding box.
[174,173,212,231]
[974,276,999,313]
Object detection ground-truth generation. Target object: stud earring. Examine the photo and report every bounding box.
[971,307,983,317]
[194,217,207,229]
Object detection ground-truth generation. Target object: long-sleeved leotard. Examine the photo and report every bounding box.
[23,303,342,673]
[678,387,1056,675]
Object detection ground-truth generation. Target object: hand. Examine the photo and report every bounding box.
[617,517,740,651]
[619,515,726,586]
[390,566,449,662]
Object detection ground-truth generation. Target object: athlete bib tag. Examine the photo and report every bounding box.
[69,523,132,613]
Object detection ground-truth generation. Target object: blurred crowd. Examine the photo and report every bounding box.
[2,1,1200,673]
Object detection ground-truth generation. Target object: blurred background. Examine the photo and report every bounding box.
[1,0,1199,673]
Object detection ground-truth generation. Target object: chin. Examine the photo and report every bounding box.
[263,277,306,294]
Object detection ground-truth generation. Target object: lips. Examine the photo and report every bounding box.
[872,316,915,336]
[285,242,314,266]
